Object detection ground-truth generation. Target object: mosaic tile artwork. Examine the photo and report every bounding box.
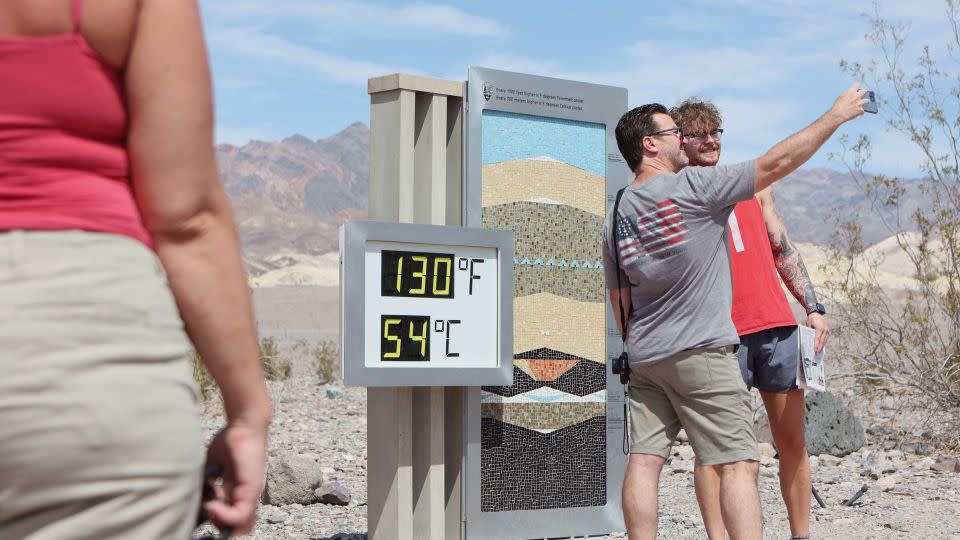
[480,417,606,511]
[512,294,605,365]
[486,351,606,398]
[480,109,608,512]
[484,202,605,303]
[514,358,578,381]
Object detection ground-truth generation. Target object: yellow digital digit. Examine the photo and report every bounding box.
[409,320,428,357]
[410,255,427,294]
[383,318,401,358]
[432,257,451,296]
[395,255,403,293]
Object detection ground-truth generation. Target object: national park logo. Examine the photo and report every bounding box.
[483,82,494,101]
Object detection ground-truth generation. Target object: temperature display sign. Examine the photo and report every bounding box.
[340,220,513,386]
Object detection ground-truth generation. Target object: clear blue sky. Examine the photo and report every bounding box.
[199,0,953,177]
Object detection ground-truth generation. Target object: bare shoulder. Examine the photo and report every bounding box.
[81,0,142,70]
[0,0,140,70]
[0,0,73,35]
[756,186,776,209]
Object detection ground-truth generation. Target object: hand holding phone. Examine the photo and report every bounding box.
[863,90,878,114]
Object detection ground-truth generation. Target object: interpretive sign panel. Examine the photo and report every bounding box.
[463,67,630,538]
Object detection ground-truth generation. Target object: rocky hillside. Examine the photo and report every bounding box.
[216,123,368,276]
[216,123,932,277]
[768,167,930,246]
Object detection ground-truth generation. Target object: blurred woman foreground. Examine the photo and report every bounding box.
[0,0,271,537]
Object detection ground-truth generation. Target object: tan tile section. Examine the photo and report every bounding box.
[482,159,605,217]
[481,402,606,431]
[514,293,605,364]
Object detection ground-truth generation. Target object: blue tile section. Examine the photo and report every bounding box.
[482,110,606,176]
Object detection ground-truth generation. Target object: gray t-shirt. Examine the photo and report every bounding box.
[602,160,756,366]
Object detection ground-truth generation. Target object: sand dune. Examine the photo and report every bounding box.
[797,232,946,292]
[249,251,339,287]
[245,235,944,292]
[249,264,339,287]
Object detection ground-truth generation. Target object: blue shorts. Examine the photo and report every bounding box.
[738,325,800,393]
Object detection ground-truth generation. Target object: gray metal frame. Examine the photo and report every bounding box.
[463,66,631,539]
[340,219,514,387]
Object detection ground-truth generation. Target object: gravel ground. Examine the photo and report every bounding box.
[193,372,960,540]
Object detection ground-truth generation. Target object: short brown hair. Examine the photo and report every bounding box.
[669,98,722,137]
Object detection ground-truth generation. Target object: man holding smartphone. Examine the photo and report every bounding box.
[670,98,830,540]
[604,85,866,540]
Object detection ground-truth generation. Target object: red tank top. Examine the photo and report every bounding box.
[728,197,796,335]
[0,0,152,247]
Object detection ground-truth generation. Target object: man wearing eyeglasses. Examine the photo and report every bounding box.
[603,85,866,540]
[670,98,828,540]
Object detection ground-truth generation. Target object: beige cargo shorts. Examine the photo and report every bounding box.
[628,345,759,466]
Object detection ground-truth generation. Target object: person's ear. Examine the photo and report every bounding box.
[642,135,657,154]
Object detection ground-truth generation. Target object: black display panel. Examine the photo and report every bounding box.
[380,315,431,362]
[381,250,455,299]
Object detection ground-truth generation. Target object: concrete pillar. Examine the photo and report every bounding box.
[366,73,465,540]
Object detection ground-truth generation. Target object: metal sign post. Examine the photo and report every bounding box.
[351,74,515,540]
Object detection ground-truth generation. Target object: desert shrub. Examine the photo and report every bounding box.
[293,337,310,353]
[260,336,292,381]
[827,0,960,445]
[190,350,216,401]
[313,339,340,383]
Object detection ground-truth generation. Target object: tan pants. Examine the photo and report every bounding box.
[0,231,204,540]
[628,345,759,466]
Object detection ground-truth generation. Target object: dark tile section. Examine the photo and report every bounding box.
[515,347,589,361]
[481,416,607,511]
[482,357,606,398]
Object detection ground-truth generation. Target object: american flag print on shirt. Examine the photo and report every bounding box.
[616,199,689,262]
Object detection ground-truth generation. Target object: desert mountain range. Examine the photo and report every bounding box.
[216,122,933,287]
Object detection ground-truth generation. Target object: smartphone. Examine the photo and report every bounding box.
[864,90,878,114]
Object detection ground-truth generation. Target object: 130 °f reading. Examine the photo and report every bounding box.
[381,250,455,299]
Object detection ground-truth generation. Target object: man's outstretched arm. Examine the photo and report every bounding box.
[758,188,830,353]
[753,84,867,193]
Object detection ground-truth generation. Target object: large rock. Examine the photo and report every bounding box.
[804,391,865,457]
[753,409,775,445]
[932,456,960,473]
[262,454,327,505]
[315,481,352,505]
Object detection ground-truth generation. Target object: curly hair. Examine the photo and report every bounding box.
[669,98,722,137]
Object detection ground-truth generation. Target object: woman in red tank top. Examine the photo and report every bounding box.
[0,1,270,537]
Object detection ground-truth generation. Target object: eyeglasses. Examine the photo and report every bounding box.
[646,126,684,139]
[685,128,724,142]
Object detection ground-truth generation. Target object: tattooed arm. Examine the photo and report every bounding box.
[758,187,817,308]
[758,187,830,353]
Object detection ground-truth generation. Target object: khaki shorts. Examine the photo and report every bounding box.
[0,231,204,539]
[628,345,759,466]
